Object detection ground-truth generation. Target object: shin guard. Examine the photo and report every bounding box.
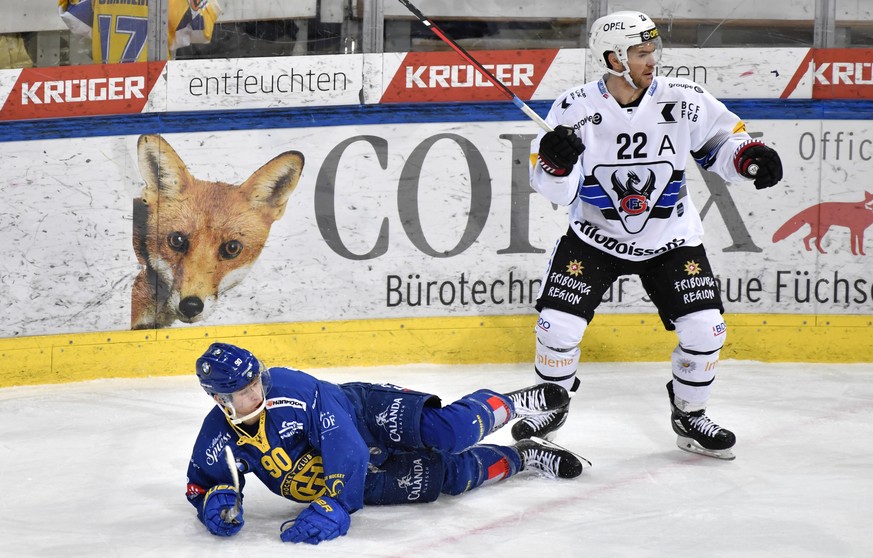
[420,390,512,454]
[441,444,521,496]
[671,310,726,411]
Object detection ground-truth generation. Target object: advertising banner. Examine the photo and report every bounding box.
[376,48,813,104]
[0,62,165,121]
[378,49,575,103]
[1,117,870,338]
[0,47,821,123]
[163,55,365,112]
[652,48,811,100]
[781,48,873,99]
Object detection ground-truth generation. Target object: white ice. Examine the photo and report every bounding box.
[2,361,871,557]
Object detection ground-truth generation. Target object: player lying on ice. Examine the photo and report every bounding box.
[185,342,589,544]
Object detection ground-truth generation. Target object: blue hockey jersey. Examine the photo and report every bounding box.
[185,367,371,517]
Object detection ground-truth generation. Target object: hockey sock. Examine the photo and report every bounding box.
[441,444,522,495]
[670,345,719,412]
[671,310,725,411]
[420,390,512,454]
[534,309,585,391]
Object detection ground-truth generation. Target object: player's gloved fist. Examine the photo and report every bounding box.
[538,125,584,177]
[201,484,243,537]
[734,141,783,189]
[280,496,351,544]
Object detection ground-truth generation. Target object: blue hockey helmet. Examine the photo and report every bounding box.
[196,342,271,423]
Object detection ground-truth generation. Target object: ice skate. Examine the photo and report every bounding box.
[504,383,569,417]
[510,378,578,441]
[667,381,736,460]
[510,405,568,441]
[515,437,590,479]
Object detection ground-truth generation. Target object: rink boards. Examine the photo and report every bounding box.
[0,48,871,386]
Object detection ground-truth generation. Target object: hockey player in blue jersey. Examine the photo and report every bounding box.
[186,342,589,544]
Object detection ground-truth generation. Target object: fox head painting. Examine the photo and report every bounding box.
[131,134,305,329]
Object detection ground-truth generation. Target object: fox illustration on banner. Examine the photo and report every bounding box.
[131,134,305,329]
[772,191,873,256]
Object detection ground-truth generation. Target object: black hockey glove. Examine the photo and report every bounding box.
[734,141,783,189]
[538,125,584,177]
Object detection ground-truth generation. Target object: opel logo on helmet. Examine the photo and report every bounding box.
[641,28,659,41]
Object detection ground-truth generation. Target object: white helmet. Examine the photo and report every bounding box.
[589,11,662,86]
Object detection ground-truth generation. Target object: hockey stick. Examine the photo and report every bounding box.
[221,445,241,524]
[395,0,553,132]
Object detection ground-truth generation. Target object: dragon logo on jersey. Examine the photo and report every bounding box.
[611,169,656,216]
[586,161,680,234]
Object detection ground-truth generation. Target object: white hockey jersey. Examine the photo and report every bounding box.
[530,76,755,262]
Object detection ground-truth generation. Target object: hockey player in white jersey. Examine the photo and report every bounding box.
[516,10,783,459]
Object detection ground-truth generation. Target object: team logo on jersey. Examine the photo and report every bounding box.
[684,260,702,275]
[611,169,655,216]
[280,451,327,501]
[588,162,677,234]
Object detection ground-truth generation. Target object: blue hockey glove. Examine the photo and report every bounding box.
[734,141,783,189]
[538,125,584,176]
[280,496,351,544]
[201,484,243,537]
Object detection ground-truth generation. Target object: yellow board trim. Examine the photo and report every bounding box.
[1,313,870,388]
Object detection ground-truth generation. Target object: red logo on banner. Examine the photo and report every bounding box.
[810,49,873,99]
[380,49,559,103]
[0,62,165,121]
[781,49,873,99]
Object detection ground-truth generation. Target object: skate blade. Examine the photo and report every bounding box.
[676,436,736,460]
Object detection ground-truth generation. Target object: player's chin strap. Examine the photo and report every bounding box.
[604,65,643,91]
[223,398,267,425]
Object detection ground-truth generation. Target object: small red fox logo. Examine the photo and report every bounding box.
[131,134,304,329]
[771,191,873,256]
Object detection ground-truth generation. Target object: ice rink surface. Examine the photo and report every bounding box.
[2,360,871,558]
